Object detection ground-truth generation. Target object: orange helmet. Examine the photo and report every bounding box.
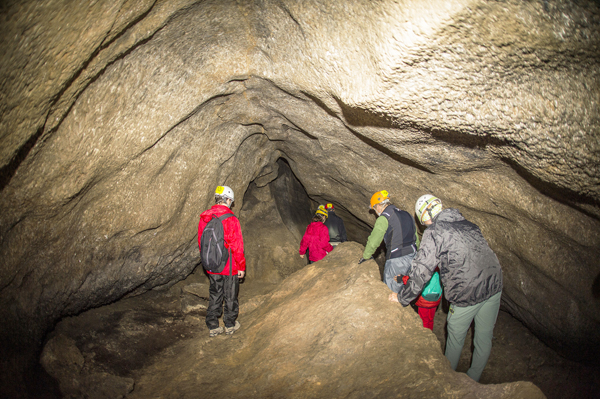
[370,190,389,209]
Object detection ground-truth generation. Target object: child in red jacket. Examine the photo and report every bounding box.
[299,208,333,264]
[391,269,442,330]
[413,289,442,330]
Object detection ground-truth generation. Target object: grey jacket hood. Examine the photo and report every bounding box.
[434,208,464,223]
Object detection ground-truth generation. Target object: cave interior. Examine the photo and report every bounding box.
[1,0,600,398]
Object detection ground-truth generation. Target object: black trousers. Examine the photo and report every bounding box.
[206,273,239,329]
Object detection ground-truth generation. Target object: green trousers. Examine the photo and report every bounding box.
[445,291,501,382]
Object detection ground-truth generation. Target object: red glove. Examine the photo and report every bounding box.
[402,275,410,285]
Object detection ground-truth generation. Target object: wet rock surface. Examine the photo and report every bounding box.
[1,0,600,395]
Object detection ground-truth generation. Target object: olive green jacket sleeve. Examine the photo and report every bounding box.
[363,216,388,259]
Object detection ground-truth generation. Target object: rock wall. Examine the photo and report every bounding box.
[1,0,599,392]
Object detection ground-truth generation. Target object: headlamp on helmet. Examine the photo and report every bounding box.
[315,208,328,218]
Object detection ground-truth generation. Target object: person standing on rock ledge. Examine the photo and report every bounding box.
[358,190,418,294]
[391,194,503,382]
[323,203,347,247]
[299,207,333,264]
[198,185,246,338]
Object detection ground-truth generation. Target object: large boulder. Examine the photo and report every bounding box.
[55,243,545,399]
[1,0,599,394]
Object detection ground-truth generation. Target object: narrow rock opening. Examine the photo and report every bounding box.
[240,155,384,282]
[257,157,313,243]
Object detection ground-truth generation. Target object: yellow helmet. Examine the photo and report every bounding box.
[316,208,328,218]
[370,190,389,209]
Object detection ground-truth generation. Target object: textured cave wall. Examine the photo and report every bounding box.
[1,0,599,388]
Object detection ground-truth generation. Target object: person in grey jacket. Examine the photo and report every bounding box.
[392,194,503,382]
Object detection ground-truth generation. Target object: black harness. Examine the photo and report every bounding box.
[381,204,417,260]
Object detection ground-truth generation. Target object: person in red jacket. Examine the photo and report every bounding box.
[299,207,334,264]
[414,293,442,330]
[393,270,442,330]
[198,185,246,337]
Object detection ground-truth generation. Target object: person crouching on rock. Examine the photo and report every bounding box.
[394,269,442,331]
[358,190,418,295]
[299,207,333,264]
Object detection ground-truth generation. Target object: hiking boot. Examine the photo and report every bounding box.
[209,326,224,337]
[225,321,240,335]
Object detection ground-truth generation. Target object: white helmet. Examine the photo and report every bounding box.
[415,194,443,225]
[215,185,234,201]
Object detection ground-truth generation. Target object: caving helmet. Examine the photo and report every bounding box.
[315,207,328,218]
[370,190,389,209]
[325,203,335,211]
[215,185,234,201]
[415,194,442,225]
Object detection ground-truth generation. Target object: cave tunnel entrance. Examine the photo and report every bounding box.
[239,156,381,283]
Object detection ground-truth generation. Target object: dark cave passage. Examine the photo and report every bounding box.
[245,157,374,245]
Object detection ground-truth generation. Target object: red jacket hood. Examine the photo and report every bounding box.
[200,204,233,222]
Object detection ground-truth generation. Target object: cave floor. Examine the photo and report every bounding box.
[45,270,600,399]
[430,305,600,399]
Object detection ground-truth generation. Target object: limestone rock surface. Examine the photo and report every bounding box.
[1,0,599,395]
[46,243,547,399]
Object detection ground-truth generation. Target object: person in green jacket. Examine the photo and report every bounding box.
[358,190,419,293]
